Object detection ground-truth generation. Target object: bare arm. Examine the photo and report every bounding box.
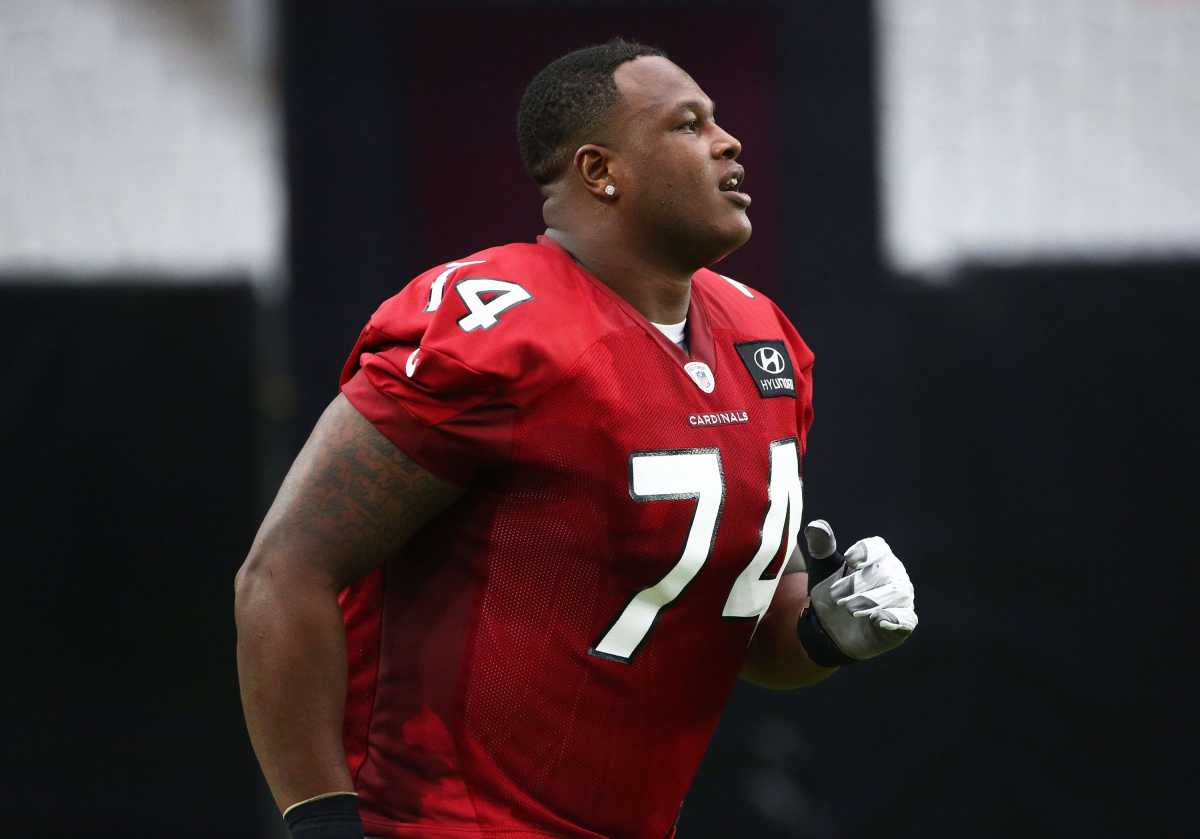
[234,394,463,812]
[740,564,839,689]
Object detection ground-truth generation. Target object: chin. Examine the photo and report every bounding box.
[653,211,752,270]
[705,219,752,266]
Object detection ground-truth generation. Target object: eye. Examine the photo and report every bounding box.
[677,118,699,132]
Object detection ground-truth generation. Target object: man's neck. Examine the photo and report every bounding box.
[545,227,694,324]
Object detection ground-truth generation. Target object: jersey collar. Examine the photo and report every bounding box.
[536,234,718,373]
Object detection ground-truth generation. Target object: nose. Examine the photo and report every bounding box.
[712,123,742,160]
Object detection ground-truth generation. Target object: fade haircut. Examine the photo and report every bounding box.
[518,38,666,186]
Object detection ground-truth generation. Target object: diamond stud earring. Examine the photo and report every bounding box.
[604,184,616,197]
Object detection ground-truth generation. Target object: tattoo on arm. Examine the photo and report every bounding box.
[251,394,463,589]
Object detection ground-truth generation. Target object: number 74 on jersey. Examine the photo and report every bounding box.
[591,438,802,663]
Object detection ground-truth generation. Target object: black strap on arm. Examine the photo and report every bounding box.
[795,537,855,668]
[795,605,855,667]
[283,793,364,839]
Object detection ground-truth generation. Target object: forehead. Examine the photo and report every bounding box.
[612,56,709,117]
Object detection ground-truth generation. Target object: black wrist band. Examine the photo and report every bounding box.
[796,606,855,668]
[283,793,364,839]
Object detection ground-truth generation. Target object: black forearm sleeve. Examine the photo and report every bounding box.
[796,606,855,668]
[797,540,855,668]
[283,793,364,839]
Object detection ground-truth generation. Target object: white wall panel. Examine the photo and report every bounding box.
[0,0,281,286]
[876,0,1200,280]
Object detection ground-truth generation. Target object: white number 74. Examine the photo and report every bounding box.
[591,439,802,662]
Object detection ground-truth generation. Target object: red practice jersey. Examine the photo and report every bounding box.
[338,235,814,839]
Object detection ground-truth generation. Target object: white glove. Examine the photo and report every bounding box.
[798,521,917,665]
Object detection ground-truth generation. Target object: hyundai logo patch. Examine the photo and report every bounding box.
[735,340,796,398]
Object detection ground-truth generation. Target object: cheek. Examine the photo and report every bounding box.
[639,143,705,190]
[645,158,710,210]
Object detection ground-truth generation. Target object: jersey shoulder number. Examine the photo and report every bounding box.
[424,261,533,332]
[414,244,561,334]
[353,243,597,409]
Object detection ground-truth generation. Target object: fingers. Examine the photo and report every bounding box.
[872,606,918,634]
[836,581,914,617]
[836,593,877,613]
[855,557,910,591]
[843,536,894,569]
[828,555,913,606]
[804,519,837,560]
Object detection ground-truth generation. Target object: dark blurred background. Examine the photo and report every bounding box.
[3,1,1197,837]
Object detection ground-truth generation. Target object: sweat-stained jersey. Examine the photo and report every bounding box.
[338,235,814,839]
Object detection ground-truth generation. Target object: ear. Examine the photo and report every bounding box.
[572,144,618,200]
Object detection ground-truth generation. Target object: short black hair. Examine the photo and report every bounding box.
[518,38,667,186]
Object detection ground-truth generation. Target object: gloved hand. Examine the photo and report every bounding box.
[796,520,917,666]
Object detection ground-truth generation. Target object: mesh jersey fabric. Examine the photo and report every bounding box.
[338,235,815,839]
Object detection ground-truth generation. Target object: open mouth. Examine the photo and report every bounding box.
[719,167,750,206]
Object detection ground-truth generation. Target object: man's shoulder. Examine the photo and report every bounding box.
[355,239,608,399]
[695,268,814,371]
[693,268,791,331]
[440,239,568,284]
[369,239,582,331]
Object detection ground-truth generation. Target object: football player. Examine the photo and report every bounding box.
[236,39,917,839]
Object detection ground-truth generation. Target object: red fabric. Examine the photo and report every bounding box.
[338,236,814,839]
[340,569,384,784]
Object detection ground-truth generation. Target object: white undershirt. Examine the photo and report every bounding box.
[651,319,687,349]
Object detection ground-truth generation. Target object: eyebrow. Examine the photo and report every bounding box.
[675,98,716,117]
